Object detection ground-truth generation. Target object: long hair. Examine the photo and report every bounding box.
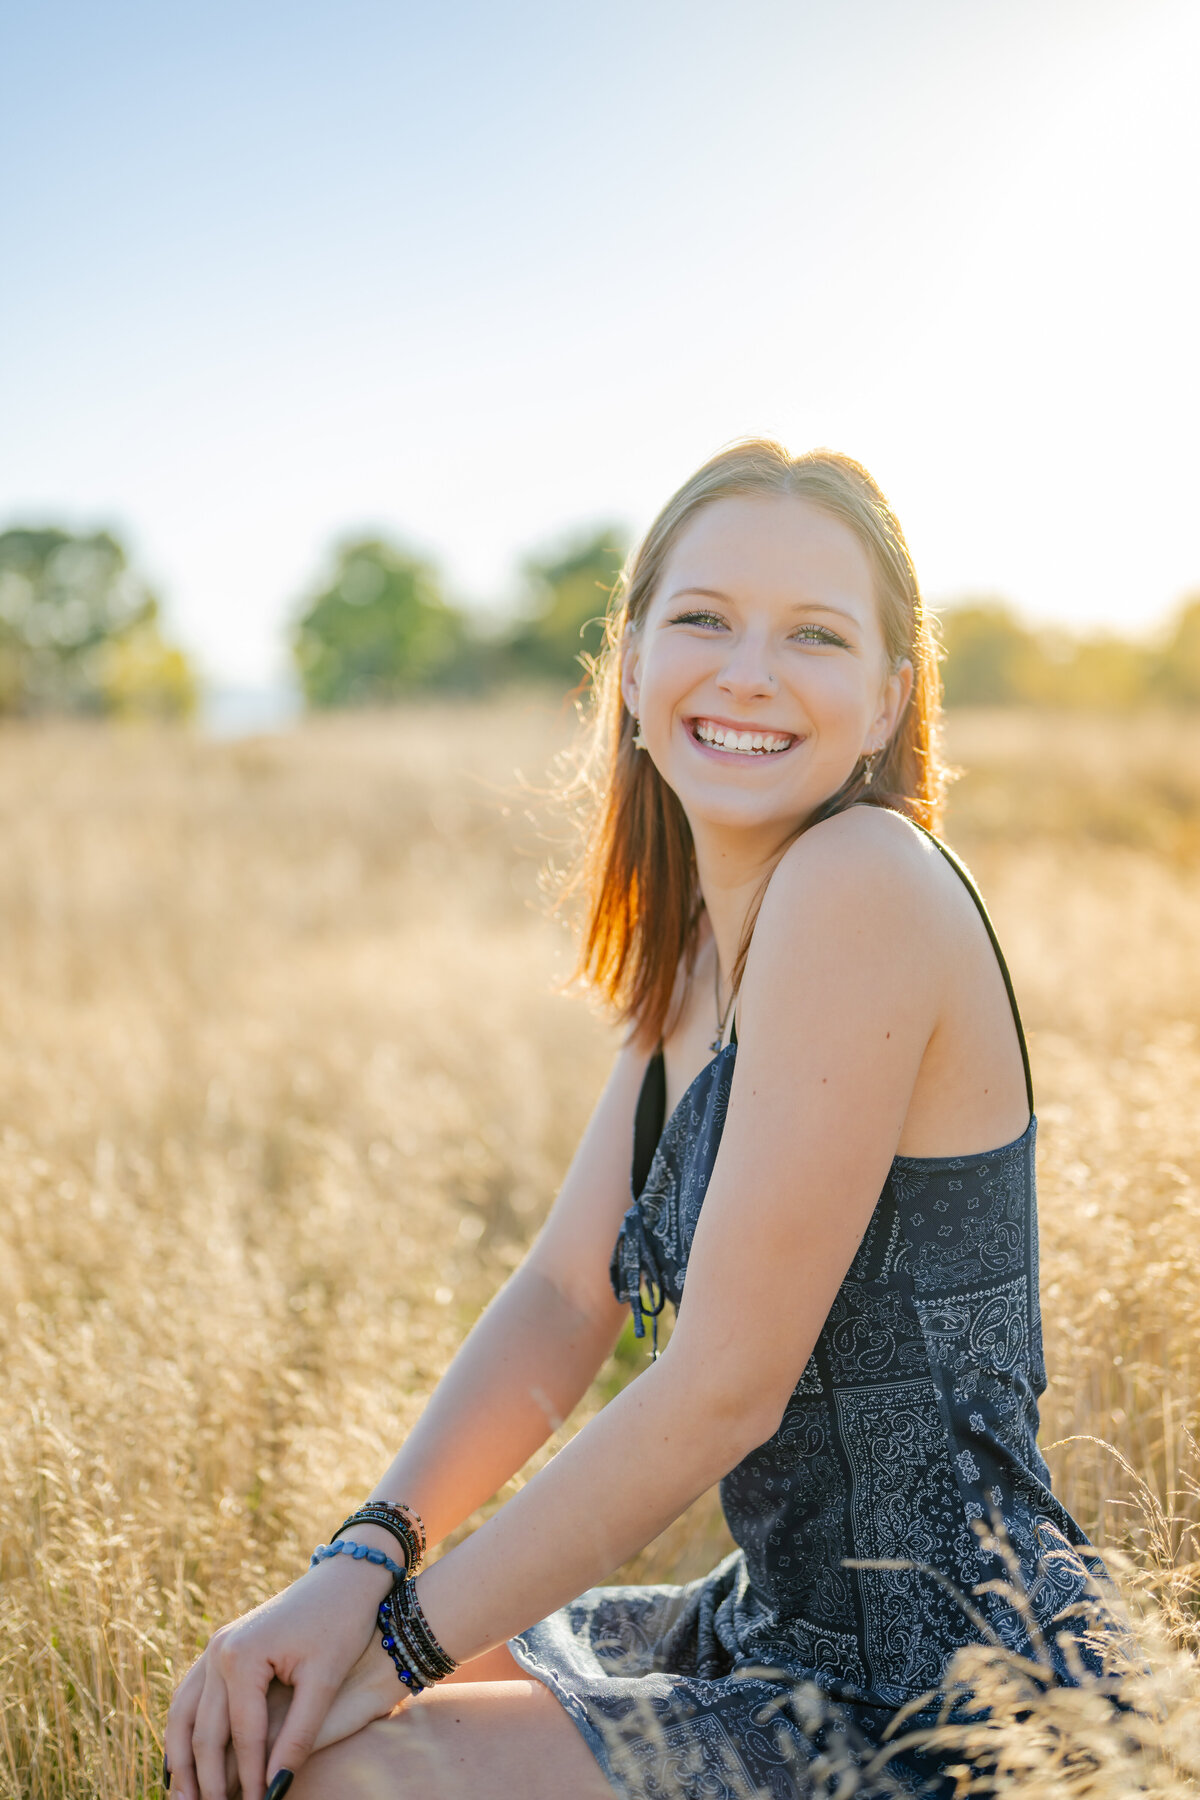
[561,439,947,1047]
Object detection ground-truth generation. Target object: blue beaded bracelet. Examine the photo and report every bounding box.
[309,1539,407,1581]
[377,1598,426,1695]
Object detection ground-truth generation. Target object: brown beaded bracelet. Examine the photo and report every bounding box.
[333,1500,425,1574]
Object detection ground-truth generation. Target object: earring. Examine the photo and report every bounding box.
[632,717,648,749]
[860,748,880,786]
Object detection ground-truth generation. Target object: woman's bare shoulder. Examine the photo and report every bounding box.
[757,805,950,941]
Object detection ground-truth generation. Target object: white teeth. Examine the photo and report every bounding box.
[693,721,794,755]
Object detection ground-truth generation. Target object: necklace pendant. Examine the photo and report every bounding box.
[709,1031,723,1054]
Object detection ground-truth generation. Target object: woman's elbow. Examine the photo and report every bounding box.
[661,1352,793,1466]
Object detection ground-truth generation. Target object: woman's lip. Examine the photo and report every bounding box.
[685,714,797,737]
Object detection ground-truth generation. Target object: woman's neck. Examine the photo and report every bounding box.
[692,825,793,998]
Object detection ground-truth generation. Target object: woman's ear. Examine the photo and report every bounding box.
[878,657,914,739]
[619,626,642,721]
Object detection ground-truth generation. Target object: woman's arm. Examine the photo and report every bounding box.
[166,1041,648,1800]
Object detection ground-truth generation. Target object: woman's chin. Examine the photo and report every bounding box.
[677,789,810,840]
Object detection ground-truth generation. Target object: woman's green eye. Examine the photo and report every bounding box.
[669,610,726,629]
[790,624,845,646]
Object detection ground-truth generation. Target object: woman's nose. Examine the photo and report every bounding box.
[716,635,777,700]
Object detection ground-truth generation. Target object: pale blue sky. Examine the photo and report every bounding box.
[2,0,1198,684]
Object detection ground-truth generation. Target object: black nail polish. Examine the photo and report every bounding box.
[162,1751,171,1791]
[266,1772,294,1800]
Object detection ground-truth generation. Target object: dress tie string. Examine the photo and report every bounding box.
[616,1202,667,1360]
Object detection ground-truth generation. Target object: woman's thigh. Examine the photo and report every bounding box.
[289,1675,616,1800]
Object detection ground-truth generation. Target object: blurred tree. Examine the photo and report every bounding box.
[937,596,1199,709]
[0,527,197,719]
[96,622,199,719]
[936,600,1049,706]
[292,538,476,707]
[1052,633,1154,710]
[504,528,628,687]
[1150,595,1200,706]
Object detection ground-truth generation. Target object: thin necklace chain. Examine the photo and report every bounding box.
[711,951,735,1054]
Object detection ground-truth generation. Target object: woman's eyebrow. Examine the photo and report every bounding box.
[665,587,735,605]
[666,586,860,625]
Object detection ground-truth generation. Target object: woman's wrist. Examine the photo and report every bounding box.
[308,1528,396,1604]
[340,1626,403,1715]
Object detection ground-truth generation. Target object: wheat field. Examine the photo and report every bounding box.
[1,702,1199,1797]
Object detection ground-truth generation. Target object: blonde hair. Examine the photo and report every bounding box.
[563,439,946,1045]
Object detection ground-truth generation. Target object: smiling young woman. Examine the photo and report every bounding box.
[571,450,942,1051]
[164,442,1115,1800]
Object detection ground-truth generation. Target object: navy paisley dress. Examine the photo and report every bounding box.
[508,824,1111,1798]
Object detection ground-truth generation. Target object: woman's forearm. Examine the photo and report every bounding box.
[364,1264,623,1551]
[412,1341,775,1665]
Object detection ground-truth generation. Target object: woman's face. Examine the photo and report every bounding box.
[621,493,913,846]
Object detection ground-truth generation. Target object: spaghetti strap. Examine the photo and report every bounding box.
[903,817,1035,1116]
[631,1047,666,1199]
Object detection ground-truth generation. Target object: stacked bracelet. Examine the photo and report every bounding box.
[376,1590,426,1695]
[377,1573,458,1692]
[333,1500,426,1575]
[309,1539,407,1580]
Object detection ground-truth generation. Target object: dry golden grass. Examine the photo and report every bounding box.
[1,701,1198,1797]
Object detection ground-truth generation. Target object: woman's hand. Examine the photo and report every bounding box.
[261,1640,405,1762]
[217,1662,400,1800]
[164,1556,393,1800]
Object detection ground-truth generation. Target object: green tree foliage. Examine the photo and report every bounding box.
[936,601,1048,706]
[504,528,628,687]
[1047,631,1155,710]
[937,597,1198,710]
[292,538,476,708]
[0,527,196,719]
[1150,595,1200,706]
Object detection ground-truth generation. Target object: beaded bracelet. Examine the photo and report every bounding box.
[333,1501,426,1575]
[397,1575,455,1679]
[310,1539,407,1581]
[339,1503,424,1572]
[387,1500,427,1562]
[378,1573,458,1690]
[376,1593,427,1695]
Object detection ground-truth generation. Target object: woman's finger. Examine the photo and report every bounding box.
[225,1737,244,1799]
[164,1653,208,1800]
[226,1661,270,1800]
[264,1669,339,1792]
[263,1678,293,1759]
[192,1662,234,1800]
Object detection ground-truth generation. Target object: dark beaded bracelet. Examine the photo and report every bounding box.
[380,1573,457,1687]
[368,1499,426,1564]
[377,1593,427,1695]
[333,1501,424,1575]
